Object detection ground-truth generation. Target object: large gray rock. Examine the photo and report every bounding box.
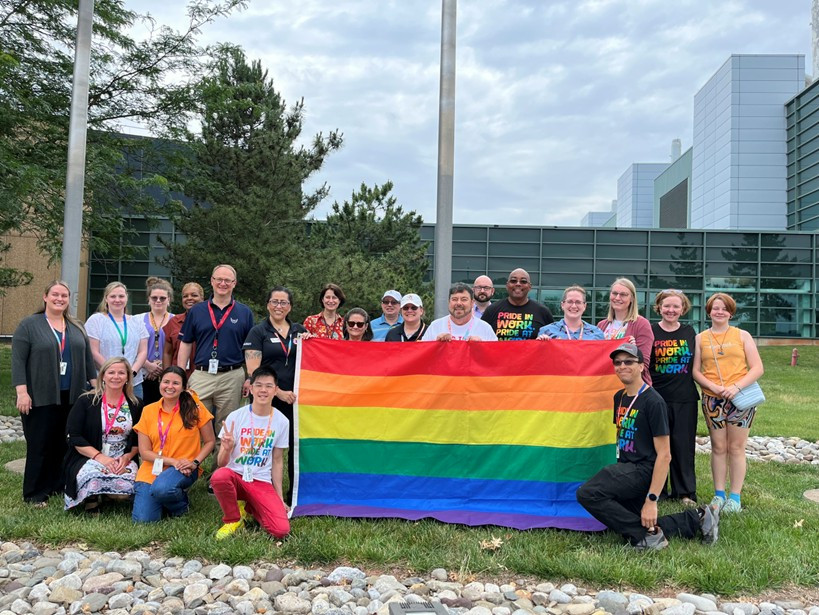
[327,567,366,583]
[677,594,718,613]
[78,592,109,613]
[107,560,142,579]
[81,572,124,593]
[598,591,629,615]
[182,582,209,608]
[662,604,696,615]
[209,564,232,580]
[274,593,312,614]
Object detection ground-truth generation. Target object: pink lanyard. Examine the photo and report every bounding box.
[157,402,180,454]
[101,394,125,436]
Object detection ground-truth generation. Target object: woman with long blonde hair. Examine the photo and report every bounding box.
[597,278,654,384]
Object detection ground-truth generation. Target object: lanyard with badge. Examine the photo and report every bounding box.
[152,402,179,475]
[207,300,235,374]
[564,322,583,340]
[46,314,68,375]
[149,312,164,358]
[107,312,128,355]
[276,332,293,366]
[240,408,274,483]
[100,393,125,456]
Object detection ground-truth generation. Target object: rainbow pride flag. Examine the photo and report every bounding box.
[292,338,622,530]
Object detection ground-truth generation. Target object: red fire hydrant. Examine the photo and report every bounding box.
[791,348,799,366]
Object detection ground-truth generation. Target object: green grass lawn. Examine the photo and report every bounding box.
[1,343,818,596]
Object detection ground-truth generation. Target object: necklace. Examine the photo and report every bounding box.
[709,327,729,355]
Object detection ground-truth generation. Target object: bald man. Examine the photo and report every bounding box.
[472,275,495,318]
[481,268,553,341]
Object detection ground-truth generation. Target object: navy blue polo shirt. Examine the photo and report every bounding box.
[178,297,255,368]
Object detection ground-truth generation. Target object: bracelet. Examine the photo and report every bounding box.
[92,452,101,460]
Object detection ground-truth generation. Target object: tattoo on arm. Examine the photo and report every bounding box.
[245,350,262,360]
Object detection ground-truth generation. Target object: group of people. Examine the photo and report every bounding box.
[11,262,765,549]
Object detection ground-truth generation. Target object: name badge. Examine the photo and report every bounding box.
[102,443,111,457]
[152,457,164,476]
[185,358,190,370]
[242,464,254,483]
[60,362,67,375]
[208,358,219,374]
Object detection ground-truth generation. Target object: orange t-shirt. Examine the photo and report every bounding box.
[134,398,214,484]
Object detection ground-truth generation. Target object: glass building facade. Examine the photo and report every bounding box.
[787,78,819,231]
[419,225,818,338]
[88,220,818,338]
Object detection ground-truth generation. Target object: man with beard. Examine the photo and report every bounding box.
[472,275,495,318]
[422,284,497,342]
[481,268,553,341]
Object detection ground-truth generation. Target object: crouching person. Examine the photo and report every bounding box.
[211,366,290,540]
[576,343,719,550]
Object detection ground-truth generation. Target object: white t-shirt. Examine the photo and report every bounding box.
[85,313,150,385]
[421,315,498,341]
[219,405,289,484]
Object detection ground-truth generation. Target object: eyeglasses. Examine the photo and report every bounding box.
[613,359,639,366]
[508,278,530,285]
[347,321,367,328]
[268,300,290,307]
[610,291,630,298]
[402,305,419,311]
[149,296,168,302]
[473,285,493,291]
[212,277,235,285]
[562,300,585,306]
[381,300,399,305]
[251,382,276,390]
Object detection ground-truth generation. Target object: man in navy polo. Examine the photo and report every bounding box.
[370,290,403,341]
[177,264,254,449]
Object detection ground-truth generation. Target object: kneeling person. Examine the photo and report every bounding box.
[576,343,719,550]
[211,366,290,539]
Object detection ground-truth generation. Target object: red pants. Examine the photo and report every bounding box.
[210,467,290,538]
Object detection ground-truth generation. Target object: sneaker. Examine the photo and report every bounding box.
[710,495,725,510]
[207,481,214,496]
[215,519,244,540]
[633,528,668,551]
[722,498,742,514]
[699,504,720,545]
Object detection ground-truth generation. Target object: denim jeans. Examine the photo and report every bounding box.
[132,467,198,522]
[133,383,144,402]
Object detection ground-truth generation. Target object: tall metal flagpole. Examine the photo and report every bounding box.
[433,0,456,318]
[61,0,95,315]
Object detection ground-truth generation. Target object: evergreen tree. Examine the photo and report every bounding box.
[163,45,342,311]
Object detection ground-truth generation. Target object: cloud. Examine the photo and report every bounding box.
[128,0,812,226]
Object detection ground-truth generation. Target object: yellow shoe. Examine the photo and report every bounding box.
[215,518,244,540]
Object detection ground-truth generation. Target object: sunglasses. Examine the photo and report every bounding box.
[347,321,367,328]
[149,296,168,302]
[381,300,399,305]
[612,359,639,366]
[402,305,420,311]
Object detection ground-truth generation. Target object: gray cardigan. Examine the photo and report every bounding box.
[11,314,97,407]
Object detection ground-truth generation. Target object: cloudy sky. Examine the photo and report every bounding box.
[127,0,813,226]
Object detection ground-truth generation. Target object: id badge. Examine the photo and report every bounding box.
[185,358,190,370]
[60,362,67,375]
[208,358,219,374]
[102,443,111,457]
[242,465,254,483]
[152,457,164,476]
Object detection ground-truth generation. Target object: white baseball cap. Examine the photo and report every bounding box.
[382,290,401,302]
[400,293,423,308]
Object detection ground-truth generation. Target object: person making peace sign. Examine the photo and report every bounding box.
[210,366,290,540]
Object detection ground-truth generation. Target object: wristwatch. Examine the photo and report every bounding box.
[646,492,658,502]
[192,459,200,467]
